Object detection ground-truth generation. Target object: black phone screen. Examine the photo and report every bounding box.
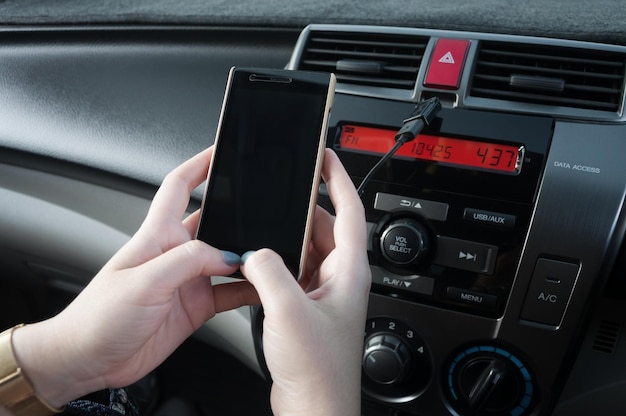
[196,68,333,276]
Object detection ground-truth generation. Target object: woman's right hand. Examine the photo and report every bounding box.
[241,149,371,416]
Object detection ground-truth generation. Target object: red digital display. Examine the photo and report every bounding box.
[338,124,524,174]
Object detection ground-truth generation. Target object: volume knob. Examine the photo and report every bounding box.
[379,218,431,267]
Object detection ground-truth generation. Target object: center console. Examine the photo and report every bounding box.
[320,93,626,416]
[251,24,626,415]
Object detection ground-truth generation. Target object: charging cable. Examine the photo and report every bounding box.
[356,96,442,197]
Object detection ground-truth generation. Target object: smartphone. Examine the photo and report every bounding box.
[196,67,336,278]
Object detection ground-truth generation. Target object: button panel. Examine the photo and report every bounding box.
[368,189,523,317]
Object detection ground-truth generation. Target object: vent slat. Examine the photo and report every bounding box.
[592,320,621,355]
[306,48,424,62]
[336,74,415,88]
[477,61,623,81]
[471,87,618,110]
[473,74,622,94]
[310,36,427,51]
[298,30,428,90]
[481,48,625,68]
[470,41,626,113]
[302,59,418,75]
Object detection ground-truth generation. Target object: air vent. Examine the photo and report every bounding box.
[297,31,428,90]
[470,41,626,113]
[592,319,621,354]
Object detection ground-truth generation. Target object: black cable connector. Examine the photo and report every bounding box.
[356,97,442,197]
[394,96,442,144]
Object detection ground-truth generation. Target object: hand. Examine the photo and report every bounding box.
[241,149,371,416]
[12,147,259,408]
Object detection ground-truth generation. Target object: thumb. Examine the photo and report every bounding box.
[130,239,238,291]
[239,249,306,314]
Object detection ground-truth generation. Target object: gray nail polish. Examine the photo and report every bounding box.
[241,250,256,265]
[221,250,241,267]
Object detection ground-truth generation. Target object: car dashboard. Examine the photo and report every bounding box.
[1,3,626,415]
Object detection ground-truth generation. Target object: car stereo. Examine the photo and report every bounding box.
[311,94,554,414]
[328,98,552,320]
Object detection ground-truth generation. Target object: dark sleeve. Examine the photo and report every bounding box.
[61,389,139,416]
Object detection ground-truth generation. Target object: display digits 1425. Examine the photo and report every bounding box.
[338,124,524,174]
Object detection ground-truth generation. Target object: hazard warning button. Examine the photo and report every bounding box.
[424,39,470,89]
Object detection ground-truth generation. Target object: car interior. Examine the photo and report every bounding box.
[1,1,626,415]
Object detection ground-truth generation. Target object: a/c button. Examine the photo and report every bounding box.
[520,258,580,327]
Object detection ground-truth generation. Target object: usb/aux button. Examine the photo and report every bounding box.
[464,208,516,229]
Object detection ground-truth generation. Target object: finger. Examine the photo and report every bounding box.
[110,206,203,270]
[322,149,368,253]
[302,249,322,292]
[240,249,306,315]
[310,205,335,259]
[143,147,214,228]
[213,280,261,313]
[132,239,238,293]
[321,150,371,294]
[183,209,202,237]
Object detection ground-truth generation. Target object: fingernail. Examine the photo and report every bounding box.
[221,250,241,267]
[241,250,256,265]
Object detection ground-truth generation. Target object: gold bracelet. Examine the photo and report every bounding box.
[0,324,65,416]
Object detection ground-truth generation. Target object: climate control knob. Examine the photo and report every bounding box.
[446,345,535,416]
[379,218,431,267]
[363,334,411,384]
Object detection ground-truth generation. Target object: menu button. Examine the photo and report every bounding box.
[447,287,498,309]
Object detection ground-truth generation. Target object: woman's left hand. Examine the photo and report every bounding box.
[12,147,259,408]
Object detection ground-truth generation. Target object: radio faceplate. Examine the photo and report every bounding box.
[324,96,553,318]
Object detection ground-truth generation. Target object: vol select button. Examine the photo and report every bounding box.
[379,219,431,266]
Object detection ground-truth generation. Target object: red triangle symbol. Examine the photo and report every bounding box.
[438,51,455,64]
